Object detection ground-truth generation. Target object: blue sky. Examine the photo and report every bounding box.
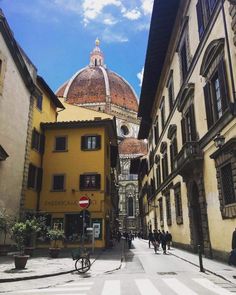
[0,0,153,98]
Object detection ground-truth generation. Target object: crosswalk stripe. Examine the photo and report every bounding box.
[135,279,161,295]
[162,278,198,295]
[101,280,120,295]
[192,278,232,295]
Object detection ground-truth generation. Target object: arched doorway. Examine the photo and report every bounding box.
[190,181,204,252]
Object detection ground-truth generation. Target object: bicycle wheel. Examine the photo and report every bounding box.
[75,257,91,273]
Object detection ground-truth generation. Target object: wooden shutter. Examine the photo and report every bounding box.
[27,163,36,188]
[203,83,214,129]
[218,59,229,112]
[79,175,85,189]
[189,104,197,141]
[95,174,101,189]
[40,134,45,154]
[196,1,204,38]
[96,135,101,149]
[31,129,36,149]
[36,168,43,192]
[81,136,86,150]
[181,118,186,145]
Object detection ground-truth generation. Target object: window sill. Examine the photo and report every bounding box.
[80,188,100,191]
[53,150,69,153]
[81,148,101,151]
[50,190,66,192]
[222,203,236,219]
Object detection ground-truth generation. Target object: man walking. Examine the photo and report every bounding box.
[148,230,154,248]
[229,228,236,266]
[160,230,167,254]
[166,231,172,250]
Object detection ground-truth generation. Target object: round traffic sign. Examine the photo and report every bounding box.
[79,196,90,209]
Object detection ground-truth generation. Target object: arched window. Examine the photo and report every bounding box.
[128,197,134,216]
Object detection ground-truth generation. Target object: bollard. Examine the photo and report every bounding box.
[198,244,205,272]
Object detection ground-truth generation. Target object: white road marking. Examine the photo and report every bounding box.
[135,278,161,295]
[101,280,120,295]
[162,278,198,295]
[193,278,233,295]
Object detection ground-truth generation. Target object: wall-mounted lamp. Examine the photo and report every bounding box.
[214,133,225,149]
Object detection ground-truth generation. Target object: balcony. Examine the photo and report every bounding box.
[174,142,203,179]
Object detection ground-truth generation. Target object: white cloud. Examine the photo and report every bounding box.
[103,29,128,43]
[103,16,118,25]
[82,0,123,24]
[137,66,144,87]
[123,8,141,20]
[141,0,154,15]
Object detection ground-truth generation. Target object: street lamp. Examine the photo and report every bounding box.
[214,133,225,149]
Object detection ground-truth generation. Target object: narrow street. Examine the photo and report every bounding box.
[2,239,236,295]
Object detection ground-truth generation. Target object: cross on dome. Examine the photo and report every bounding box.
[90,38,104,67]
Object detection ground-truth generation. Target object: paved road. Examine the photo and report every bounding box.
[2,239,236,295]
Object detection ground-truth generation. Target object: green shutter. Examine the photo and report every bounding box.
[218,59,229,112]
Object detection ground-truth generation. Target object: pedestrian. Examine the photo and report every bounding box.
[148,230,154,248]
[160,230,167,254]
[117,231,121,243]
[128,231,132,249]
[229,228,236,266]
[153,230,159,253]
[166,231,172,250]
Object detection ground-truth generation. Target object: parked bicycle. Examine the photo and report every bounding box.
[72,248,91,273]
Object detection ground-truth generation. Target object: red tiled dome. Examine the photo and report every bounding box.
[56,66,138,112]
[118,138,147,155]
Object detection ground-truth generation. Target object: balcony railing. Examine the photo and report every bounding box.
[174,141,203,178]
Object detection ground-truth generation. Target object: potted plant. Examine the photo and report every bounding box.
[47,228,64,258]
[11,217,43,269]
[23,217,43,256]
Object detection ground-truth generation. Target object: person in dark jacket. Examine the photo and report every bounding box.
[229,228,236,266]
[232,228,236,250]
[160,230,167,254]
[148,230,154,248]
[166,231,172,250]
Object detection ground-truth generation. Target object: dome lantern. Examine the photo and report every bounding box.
[90,38,104,67]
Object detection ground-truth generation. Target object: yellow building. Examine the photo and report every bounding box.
[39,118,119,248]
[22,76,64,213]
[135,0,236,262]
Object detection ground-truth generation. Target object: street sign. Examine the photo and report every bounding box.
[79,196,90,209]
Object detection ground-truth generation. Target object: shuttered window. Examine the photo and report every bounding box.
[181,104,196,144]
[170,137,178,171]
[55,136,67,151]
[31,129,45,154]
[159,198,163,222]
[52,175,65,191]
[180,42,188,80]
[156,164,161,188]
[36,94,43,111]
[221,163,236,205]
[81,135,101,150]
[203,59,229,129]
[80,174,101,190]
[27,164,43,192]
[166,194,172,225]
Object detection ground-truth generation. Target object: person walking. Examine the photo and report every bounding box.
[153,230,159,253]
[166,231,172,250]
[148,230,154,248]
[160,230,167,254]
[128,231,132,249]
[229,227,236,265]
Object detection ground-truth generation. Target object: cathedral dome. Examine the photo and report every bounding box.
[56,40,138,113]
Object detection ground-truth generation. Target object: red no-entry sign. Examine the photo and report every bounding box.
[79,196,90,209]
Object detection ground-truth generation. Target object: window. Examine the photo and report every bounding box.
[156,161,161,188]
[36,94,43,111]
[27,164,43,192]
[170,137,178,171]
[80,174,101,190]
[160,99,165,130]
[196,0,217,39]
[31,129,45,154]
[52,218,64,230]
[161,150,169,181]
[128,197,134,216]
[221,163,236,205]
[0,55,6,95]
[121,125,129,136]
[167,72,175,111]
[159,198,163,222]
[166,193,172,225]
[81,135,101,150]
[180,41,188,80]
[52,174,65,191]
[174,183,183,224]
[154,120,159,145]
[181,104,196,144]
[55,136,67,151]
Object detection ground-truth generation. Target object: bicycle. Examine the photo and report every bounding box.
[72,248,91,273]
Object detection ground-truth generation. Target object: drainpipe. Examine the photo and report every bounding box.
[221,0,236,114]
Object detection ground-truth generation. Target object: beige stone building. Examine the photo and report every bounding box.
[0,10,35,222]
[133,0,236,261]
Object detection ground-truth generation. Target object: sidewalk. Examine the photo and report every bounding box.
[0,241,125,283]
[141,239,236,284]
